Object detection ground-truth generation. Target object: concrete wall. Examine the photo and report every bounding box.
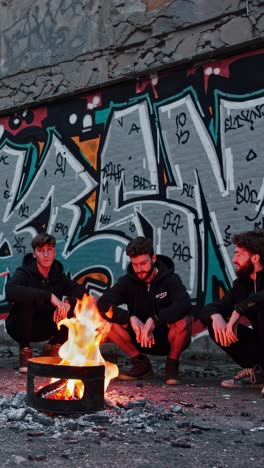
[1,0,264,112]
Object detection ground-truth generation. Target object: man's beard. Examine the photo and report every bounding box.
[138,262,155,281]
[236,260,254,279]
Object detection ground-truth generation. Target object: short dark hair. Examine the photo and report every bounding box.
[31,233,56,250]
[126,237,154,257]
[232,229,264,265]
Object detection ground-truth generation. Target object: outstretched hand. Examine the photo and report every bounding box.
[140,317,155,348]
[51,294,71,324]
[0,271,9,277]
[225,310,240,345]
[130,316,144,343]
[211,314,229,347]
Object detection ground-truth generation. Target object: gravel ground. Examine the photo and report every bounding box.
[0,348,263,468]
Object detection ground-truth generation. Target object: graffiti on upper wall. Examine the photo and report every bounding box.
[1,48,264,325]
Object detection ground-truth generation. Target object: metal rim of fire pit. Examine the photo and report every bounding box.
[27,357,105,414]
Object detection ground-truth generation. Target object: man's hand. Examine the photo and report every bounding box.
[130,316,144,343]
[140,317,155,348]
[211,314,229,347]
[51,294,71,324]
[0,271,8,277]
[225,310,240,345]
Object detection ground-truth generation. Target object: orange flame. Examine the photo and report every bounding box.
[56,294,118,397]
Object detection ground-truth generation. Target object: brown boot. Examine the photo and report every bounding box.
[165,357,181,385]
[118,354,153,381]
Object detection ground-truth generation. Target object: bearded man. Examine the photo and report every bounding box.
[97,236,192,385]
[200,229,264,394]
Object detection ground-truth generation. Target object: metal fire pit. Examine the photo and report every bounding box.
[27,357,105,414]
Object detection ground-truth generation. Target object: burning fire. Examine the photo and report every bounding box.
[50,294,118,398]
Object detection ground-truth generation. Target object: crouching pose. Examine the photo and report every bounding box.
[5,233,86,373]
[200,229,264,396]
[98,237,192,385]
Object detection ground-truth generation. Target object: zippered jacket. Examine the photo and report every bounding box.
[5,253,85,309]
[199,269,264,332]
[97,255,192,325]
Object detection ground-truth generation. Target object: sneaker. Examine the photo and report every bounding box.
[19,346,33,373]
[118,354,153,381]
[261,386,264,397]
[221,366,264,389]
[165,357,181,385]
[42,343,61,357]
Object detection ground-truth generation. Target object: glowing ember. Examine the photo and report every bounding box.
[51,294,118,398]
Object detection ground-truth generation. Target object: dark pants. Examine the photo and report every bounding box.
[5,303,69,347]
[127,315,192,356]
[208,322,264,368]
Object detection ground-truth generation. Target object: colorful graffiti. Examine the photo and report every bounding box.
[1,48,264,327]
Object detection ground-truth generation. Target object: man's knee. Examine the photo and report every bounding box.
[168,315,192,334]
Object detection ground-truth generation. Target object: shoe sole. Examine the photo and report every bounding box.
[221,380,264,389]
[166,378,182,385]
[118,370,154,381]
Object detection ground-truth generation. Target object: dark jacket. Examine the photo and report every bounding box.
[199,269,264,335]
[5,253,85,310]
[97,255,192,325]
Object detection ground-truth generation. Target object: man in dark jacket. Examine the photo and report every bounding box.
[5,232,85,373]
[97,237,192,384]
[199,229,264,394]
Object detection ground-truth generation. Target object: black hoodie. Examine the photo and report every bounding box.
[97,255,192,325]
[199,268,264,338]
[5,253,85,310]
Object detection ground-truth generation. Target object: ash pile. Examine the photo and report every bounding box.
[0,390,185,436]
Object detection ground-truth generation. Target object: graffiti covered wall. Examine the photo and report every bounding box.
[1,48,264,327]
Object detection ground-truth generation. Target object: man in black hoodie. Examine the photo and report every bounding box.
[5,232,85,373]
[199,229,264,395]
[97,237,192,384]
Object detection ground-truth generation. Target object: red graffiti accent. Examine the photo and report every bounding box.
[187,47,264,93]
[136,76,159,98]
[0,107,48,135]
[83,92,102,109]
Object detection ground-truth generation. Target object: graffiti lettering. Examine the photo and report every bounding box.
[172,243,192,262]
[18,203,29,219]
[100,214,111,225]
[128,123,141,135]
[236,182,259,206]
[246,149,257,161]
[163,210,183,236]
[223,225,232,247]
[54,222,69,240]
[254,217,264,230]
[175,112,189,144]
[101,162,124,183]
[0,154,9,165]
[129,221,135,233]
[224,104,264,133]
[133,176,156,190]
[181,183,194,198]
[4,179,10,199]
[55,152,66,177]
[13,236,26,255]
